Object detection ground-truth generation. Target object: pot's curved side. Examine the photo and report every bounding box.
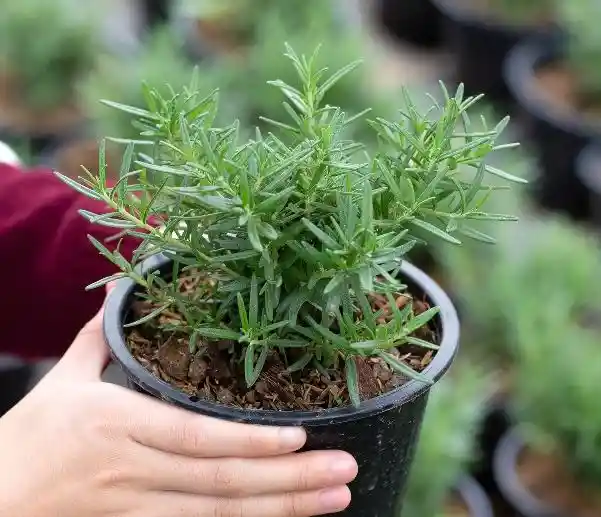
[576,144,601,230]
[455,476,495,517]
[104,254,460,517]
[493,428,562,517]
[504,34,595,220]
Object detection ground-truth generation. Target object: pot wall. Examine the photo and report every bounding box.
[504,33,597,221]
[104,254,460,517]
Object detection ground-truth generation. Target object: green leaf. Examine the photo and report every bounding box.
[286,353,314,373]
[378,351,430,383]
[410,219,462,244]
[247,216,264,252]
[124,302,171,328]
[404,307,440,335]
[194,327,241,341]
[301,218,340,249]
[249,275,259,328]
[345,357,361,407]
[53,172,103,201]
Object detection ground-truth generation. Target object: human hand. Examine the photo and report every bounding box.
[0,301,357,517]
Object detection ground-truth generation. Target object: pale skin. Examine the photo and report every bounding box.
[0,290,357,517]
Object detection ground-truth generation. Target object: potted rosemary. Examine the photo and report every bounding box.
[434,0,556,104]
[493,220,601,517]
[48,28,230,181]
[504,0,601,220]
[403,365,493,517]
[0,0,100,154]
[57,46,522,516]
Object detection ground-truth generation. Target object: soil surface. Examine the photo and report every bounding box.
[533,62,601,122]
[451,0,554,27]
[518,445,601,517]
[52,139,121,181]
[0,73,82,136]
[443,495,471,517]
[127,271,438,411]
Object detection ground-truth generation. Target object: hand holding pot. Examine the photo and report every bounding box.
[0,305,357,517]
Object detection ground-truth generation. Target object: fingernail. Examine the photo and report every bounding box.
[319,487,351,512]
[330,457,358,477]
[278,427,306,448]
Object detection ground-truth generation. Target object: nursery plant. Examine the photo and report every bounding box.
[403,365,492,517]
[493,218,601,517]
[0,0,99,139]
[57,45,522,516]
[177,0,323,45]
[215,10,391,143]
[60,27,233,181]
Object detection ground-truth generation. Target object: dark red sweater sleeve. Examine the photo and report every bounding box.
[0,163,140,359]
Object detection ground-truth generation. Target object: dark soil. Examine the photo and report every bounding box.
[518,445,601,517]
[533,62,601,122]
[126,270,438,411]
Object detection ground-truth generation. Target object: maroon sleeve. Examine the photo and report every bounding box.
[0,163,141,359]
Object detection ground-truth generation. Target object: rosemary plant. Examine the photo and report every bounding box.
[58,46,522,406]
[0,0,100,110]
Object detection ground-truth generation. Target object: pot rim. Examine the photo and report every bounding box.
[455,476,494,517]
[431,0,538,35]
[503,34,601,142]
[576,143,601,194]
[103,253,460,425]
[493,427,563,517]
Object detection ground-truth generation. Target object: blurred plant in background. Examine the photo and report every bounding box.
[403,364,491,517]
[79,26,232,142]
[509,218,601,486]
[0,0,100,111]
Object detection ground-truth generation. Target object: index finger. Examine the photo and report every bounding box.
[121,390,307,458]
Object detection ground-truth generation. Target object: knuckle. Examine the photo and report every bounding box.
[210,463,239,495]
[295,460,312,491]
[282,493,304,517]
[212,498,244,517]
[94,466,131,489]
[175,419,210,454]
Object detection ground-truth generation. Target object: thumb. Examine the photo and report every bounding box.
[49,283,117,381]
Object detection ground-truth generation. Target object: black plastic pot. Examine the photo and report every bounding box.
[472,400,512,492]
[455,476,495,517]
[375,0,443,48]
[103,254,460,517]
[504,33,598,221]
[140,0,171,30]
[433,0,553,106]
[577,144,601,230]
[0,355,32,416]
[493,428,564,517]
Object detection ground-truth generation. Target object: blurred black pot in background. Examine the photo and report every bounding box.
[505,32,595,221]
[433,0,555,107]
[375,0,443,48]
[577,144,601,230]
[141,0,171,30]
